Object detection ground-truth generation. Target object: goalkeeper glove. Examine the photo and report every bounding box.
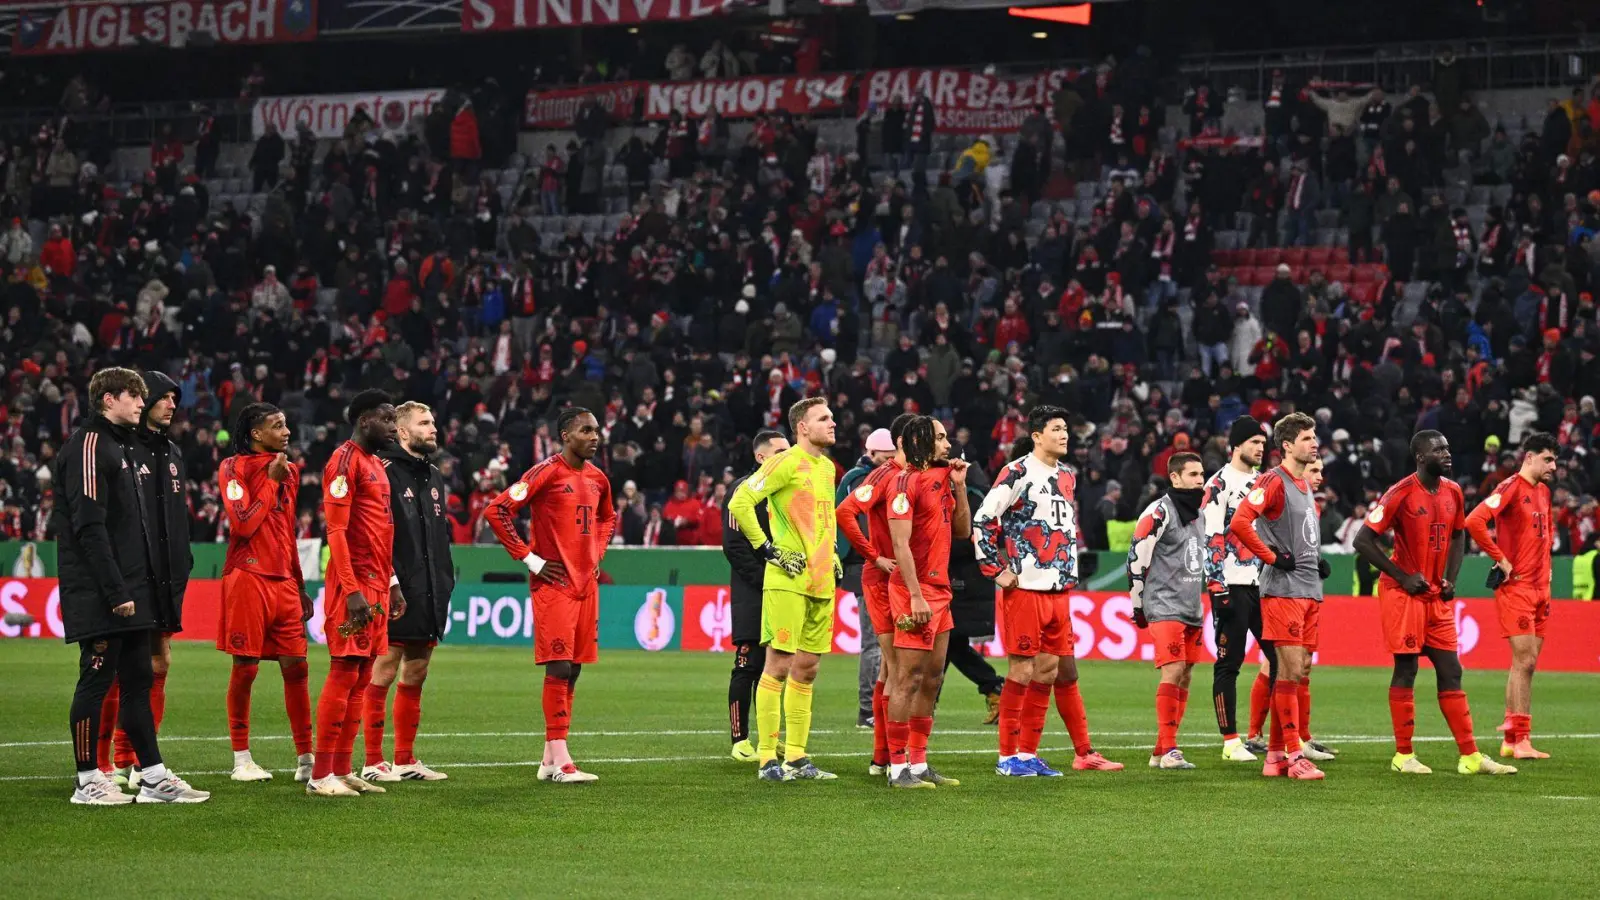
[758,542,806,577]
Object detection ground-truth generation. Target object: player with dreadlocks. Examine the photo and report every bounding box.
[217,402,317,784]
[488,407,616,784]
[883,415,971,788]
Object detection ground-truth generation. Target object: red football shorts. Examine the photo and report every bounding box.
[217,569,307,660]
[1494,583,1550,639]
[1261,596,1320,648]
[533,581,600,665]
[888,580,953,652]
[324,575,390,659]
[1378,587,1457,654]
[861,565,894,637]
[1147,620,1205,668]
[1001,587,1072,658]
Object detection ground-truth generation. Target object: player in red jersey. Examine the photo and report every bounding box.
[217,403,317,785]
[1229,412,1329,780]
[883,416,971,789]
[1353,431,1517,776]
[834,413,914,777]
[487,407,616,784]
[1465,431,1558,760]
[307,390,399,798]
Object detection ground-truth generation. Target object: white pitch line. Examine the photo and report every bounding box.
[1542,796,1590,801]
[2,735,1595,784]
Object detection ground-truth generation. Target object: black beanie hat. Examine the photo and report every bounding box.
[1228,416,1266,448]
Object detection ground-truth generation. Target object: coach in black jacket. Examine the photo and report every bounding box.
[722,430,785,761]
[131,370,194,730]
[56,368,204,803]
[366,401,456,780]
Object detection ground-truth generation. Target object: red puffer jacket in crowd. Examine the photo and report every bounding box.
[40,235,74,276]
[451,106,482,161]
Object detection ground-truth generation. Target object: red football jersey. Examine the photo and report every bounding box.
[836,459,905,564]
[322,440,395,591]
[220,452,303,584]
[1466,473,1553,589]
[487,454,616,596]
[1365,474,1464,590]
[887,465,955,589]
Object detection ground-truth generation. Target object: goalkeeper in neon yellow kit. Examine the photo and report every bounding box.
[727,397,842,782]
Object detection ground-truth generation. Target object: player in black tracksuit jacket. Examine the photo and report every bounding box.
[367,402,456,779]
[721,430,785,760]
[56,368,200,802]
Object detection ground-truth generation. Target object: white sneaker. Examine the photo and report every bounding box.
[294,755,314,784]
[305,775,360,798]
[1302,743,1336,762]
[340,773,385,794]
[361,762,404,783]
[136,774,211,804]
[393,761,448,781]
[1221,737,1258,762]
[539,762,598,783]
[230,761,274,782]
[71,776,134,805]
[107,766,131,788]
[1156,749,1196,770]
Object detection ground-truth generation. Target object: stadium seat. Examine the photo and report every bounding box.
[1212,249,1239,267]
[1352,264,1380,283]
[1305,247,1332,267]
[1331,247,1350,264]
[1281,248,1307,268]
[1256,248,1283,267]
[1252,266,1279,286]
[1327,263,1354,284]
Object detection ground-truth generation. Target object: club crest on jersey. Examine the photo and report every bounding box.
[854,484,874,502]
[431,488,440,500]
[891,494,910,516]
[169,462,178,476]
[1367,505,1384,524]
[329,475,349,499]
[509,481,529,501]
[1248,488,1265,506]
[1486,494,1502,509]
[225,480,244,501]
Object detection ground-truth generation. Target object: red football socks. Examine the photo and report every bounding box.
[907,716,933,766]
[364,683,391,766]
[1019,681,1052,755]
[1298,677,1313,740]
[227,662,260,752]
[1272,680,1302,755]
[887,718,910,766]
[997,679,1026,757]
[1389,686,1416,754]
[1507,713,1531,744]
[1438,690,1477,755]
[97,680,119,771]
[543,676,571,741]
[1177,686,1190,728]
[1053,679,1092,755]
[313,659,363,780]
[394,683,423,766]
[333,658,371,776]
[281,660,313,756]
[871,681,889,765]
[1248,671,1271,739]
[151,672,167,731]
[1155,683,1181,756]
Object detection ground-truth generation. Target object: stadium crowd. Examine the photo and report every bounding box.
[1,54,1600,557]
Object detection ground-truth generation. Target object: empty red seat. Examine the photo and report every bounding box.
[1212,249,1240,267]
[1347,283,1376,305]
[1306,247,1333,266]
[1256,248,1284,267]
[1327,263,1354,284]
[1353,264,1380,283]
[1281,248,1308,267]
[1330,247,1351,264]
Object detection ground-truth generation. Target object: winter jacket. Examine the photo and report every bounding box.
[450,107,482,161]
[52,415,159,644]
[381,445,456,643]
[723,473,771,613]
[131,370,192,632]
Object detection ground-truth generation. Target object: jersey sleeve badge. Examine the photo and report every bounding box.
[1247,488,1265,505]
[1367,504,1384,524]
[891,493,910,515]
[1486,493,1501,509]
[328,475,348,499]
[509,481,529,501]
[225,480,244,501]
[854,484,874,502]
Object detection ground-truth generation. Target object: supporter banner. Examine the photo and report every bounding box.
[860,66,1072,134]
[1177,135,1266,150]
[253,88,446,139]
[13,0,316,55]
[523,73,853,128]
[464,0,735,33]
[524,82,643,129]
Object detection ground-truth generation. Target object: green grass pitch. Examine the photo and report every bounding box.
[3,641,1597,898]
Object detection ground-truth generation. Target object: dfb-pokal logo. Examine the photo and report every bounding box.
[635,588,675,651]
